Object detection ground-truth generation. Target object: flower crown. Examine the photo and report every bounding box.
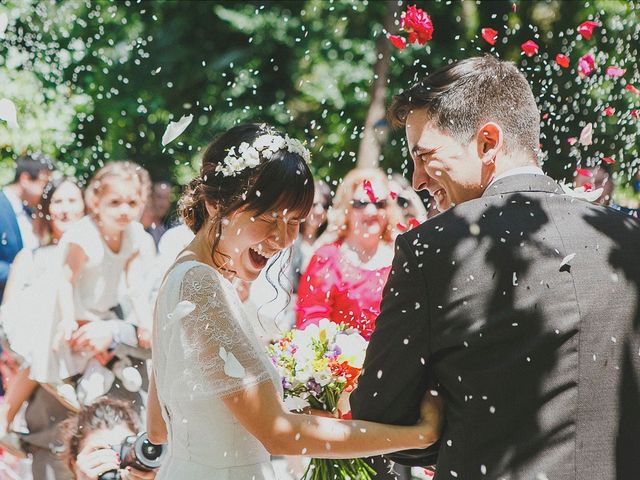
[215,133,311,177]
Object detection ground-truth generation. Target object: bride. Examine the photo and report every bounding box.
[147,123,442,479]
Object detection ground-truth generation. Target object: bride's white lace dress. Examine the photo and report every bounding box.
[152,260,283,479]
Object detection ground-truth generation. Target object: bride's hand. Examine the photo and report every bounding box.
[416,389,444,447]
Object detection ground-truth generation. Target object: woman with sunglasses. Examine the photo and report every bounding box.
[295,167,409,479]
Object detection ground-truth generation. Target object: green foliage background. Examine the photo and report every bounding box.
[1,0,638,203]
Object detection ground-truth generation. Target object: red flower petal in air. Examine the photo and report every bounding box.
[512,3,517,13]
[576,167,592,177]
[603,106,615,117]
[582,182,594,192]
[555,53,570,68]
[390,191,398,200]
[567,137,578,145]
[577,20,600,40]
[362,180,377,203]
[606,66,625,78]
[396,222,407,232]
[401,5,434,45]
[631,109,639,119]
[521,40,539,57]
[481,28,498,46]
[578,53,596,78]
[602,156,616,165]
[388,34,407,50]
[408,218,422,230]
[625,84,640,96]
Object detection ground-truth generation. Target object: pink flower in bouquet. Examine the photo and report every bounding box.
[401,5,434,45]
[578,20,600,40]
[578,53,596,78]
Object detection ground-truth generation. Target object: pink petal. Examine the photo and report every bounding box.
[625,84,640,96]
[567,137,578,145]
[521,40,539,57]
[363,180,377,203]
[579,123,593,146]
[603,106,615,117]
[602,156,616,165]
[577,20,600,40]
[605,66,625,78]
[576,167,592,177]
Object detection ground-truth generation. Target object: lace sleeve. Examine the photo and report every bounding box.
[178,265,273,398]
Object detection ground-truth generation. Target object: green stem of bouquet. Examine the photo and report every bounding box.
[301,389,377,479]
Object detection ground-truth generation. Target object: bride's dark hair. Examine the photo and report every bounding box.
[179,123,314,263]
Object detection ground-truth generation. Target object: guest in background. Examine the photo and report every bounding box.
[0,177,85,480]
[0,153,54,303]
[296,168,400,340]
[140,181,173,246]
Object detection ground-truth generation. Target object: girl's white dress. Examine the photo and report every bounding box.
[152,260,283,480]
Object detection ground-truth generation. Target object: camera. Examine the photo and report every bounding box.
[98,432,166,480]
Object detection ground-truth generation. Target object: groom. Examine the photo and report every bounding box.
[351,55,640,479]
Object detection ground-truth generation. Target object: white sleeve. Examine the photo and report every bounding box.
[178,265,273,398]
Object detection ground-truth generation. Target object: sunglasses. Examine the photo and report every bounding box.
[351,199,388,210]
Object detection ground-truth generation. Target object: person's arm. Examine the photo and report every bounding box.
[350,234,440,466]
[123,252,152,348]
[223,379,441,458]
[295,250,337,328]
[146,372,167,444]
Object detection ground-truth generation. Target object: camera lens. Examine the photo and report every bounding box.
[141,439,163,461]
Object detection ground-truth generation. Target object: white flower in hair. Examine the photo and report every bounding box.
[215,132,311,177]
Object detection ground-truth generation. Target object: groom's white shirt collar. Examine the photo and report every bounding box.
[487,165,545,189]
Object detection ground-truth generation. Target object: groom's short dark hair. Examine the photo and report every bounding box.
[389,55,540,159]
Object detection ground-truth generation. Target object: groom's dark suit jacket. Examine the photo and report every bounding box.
[351,174,640,480]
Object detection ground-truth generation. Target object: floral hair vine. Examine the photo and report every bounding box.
[215,133,311,177]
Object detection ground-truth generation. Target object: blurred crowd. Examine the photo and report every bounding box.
[0,152,636,480]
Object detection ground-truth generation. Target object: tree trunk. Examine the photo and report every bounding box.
[356,1,402,169]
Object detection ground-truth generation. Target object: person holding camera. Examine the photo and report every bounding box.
[60,398,159,480]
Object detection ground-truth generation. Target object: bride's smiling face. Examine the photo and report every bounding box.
[208,203,302,281]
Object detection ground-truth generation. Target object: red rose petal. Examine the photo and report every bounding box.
[555,53,570,68]
[512,3,517,12]
[481,28,498,46]
[632,109,639,119]
[576,168,592,177]
[388,34,407,50]
[408,218,422,230]
[605,66,625,78]
[577,20,600,40]
[602,156,616,165]
[390,191,398,200]
[603,106,615,117]
[625,84,640,96]
[521,40,539,57]
[396,222,407,232]
[583,182,593,192]
[362,180,377,203]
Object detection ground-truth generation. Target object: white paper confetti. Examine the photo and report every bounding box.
[0,98,18,128]
[219,346,246,379]
[0,12,8,38]
[167,300,195,321]
[161,113,193,146]
[560,253,576,268]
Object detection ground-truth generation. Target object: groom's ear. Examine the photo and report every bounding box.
[476,122,503,165]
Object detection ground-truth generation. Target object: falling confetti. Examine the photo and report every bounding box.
[579,123,593,146]
[555,53,570,68]
[578,53,596,77]
[605,66,626,78]
[577,20,600,40]
[521,40,539,57]
[161,113,194,146]
[0,12,7,38]
[0,98,18,128]
[388,34,406,50]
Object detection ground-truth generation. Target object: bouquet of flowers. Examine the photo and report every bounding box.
[267,319,376,480]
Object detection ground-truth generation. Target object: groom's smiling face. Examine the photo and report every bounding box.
[406,108,488,212]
